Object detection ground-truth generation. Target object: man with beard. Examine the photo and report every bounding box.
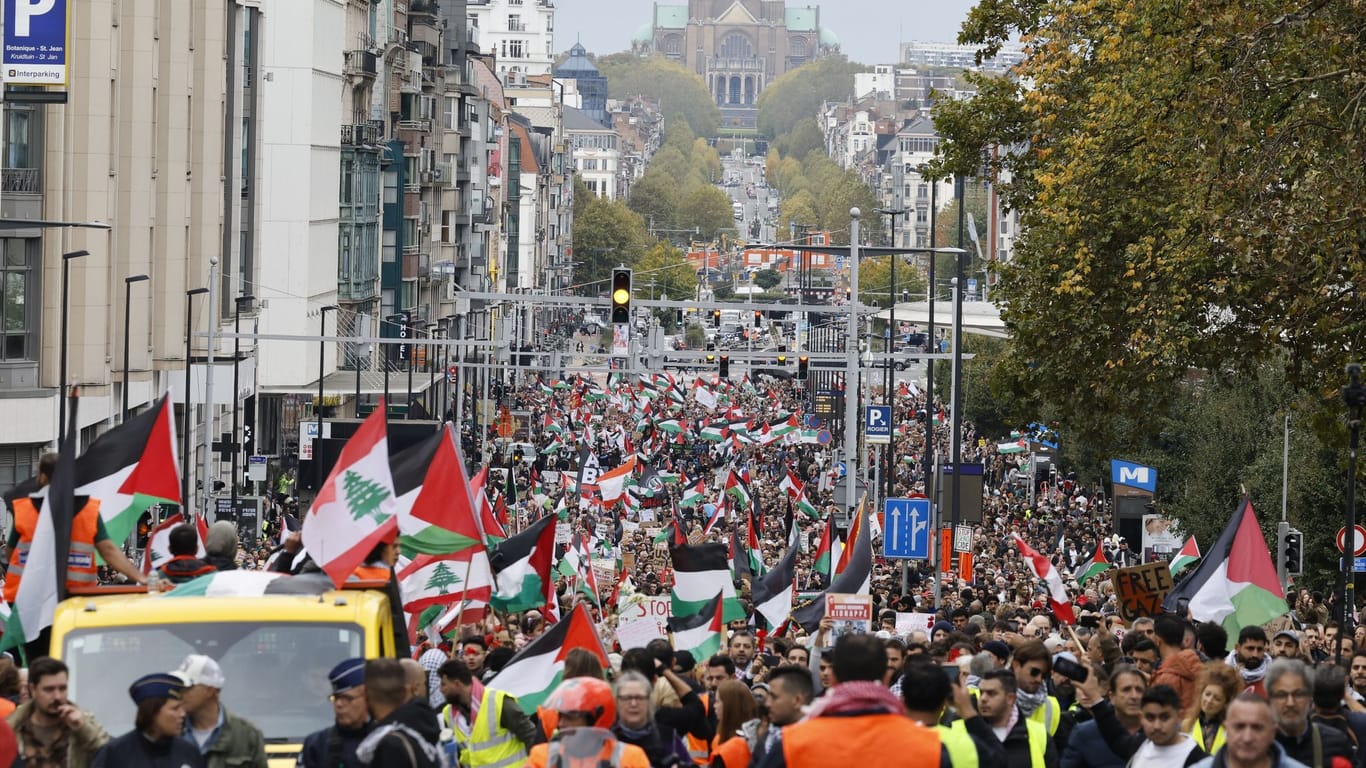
[1061,664,1146,768]
[1350,650,1366,703]
[1226,627,1270,698]
[1264,658,1353,767]
[1012,640,1074,752]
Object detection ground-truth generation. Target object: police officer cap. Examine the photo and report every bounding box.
[329,657,366,694]
[129,672,187,704]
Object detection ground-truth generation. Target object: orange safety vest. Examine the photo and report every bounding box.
[4,497,99,602]
[686,693,712,764]
[348,563,391,582]
[527,739,651,768]
[782,713,941,767]
[713,736,751,768]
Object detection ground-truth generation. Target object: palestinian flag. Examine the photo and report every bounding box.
[792,502,873,633]
[753,540,798,630]
[469,467,507,545]
[1164,497,1285,636]
[399,549,494,615]
[489,514,557,613]
[813,515,835,583]
[487,604,608,711]
[671,542,744,622]
[680,479,708,509]
[166,570,339,598]
[73,395,181,547]
[700,423,728,442]
[391,425,485,558]
[769,415,800,440]
[2,390,79,656]
[537,379,553,396]
[1014,534,1077,625]
[701,502,725,535]
[657,420,684,435]
[301,404,398,587]
[1170,536,1201,576]
[667,592,724,660]
[795,492,821,521]
[597,456,637,505]
[779,469,803,499]
[1075,540,1112,587]
[729,524,752,583]
[652,519,688,547]
[724,471,752,509]
[141,513,209,574]
[997,439,1029,455]
[835,498,866,575]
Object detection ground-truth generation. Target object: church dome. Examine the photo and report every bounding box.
[819,27,840,49]
[633,22,654,45]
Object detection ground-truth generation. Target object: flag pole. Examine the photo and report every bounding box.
[448,555,479,635]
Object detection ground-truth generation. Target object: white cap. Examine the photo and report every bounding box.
[174,654,226,688]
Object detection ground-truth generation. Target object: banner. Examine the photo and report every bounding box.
[825,593,872,647]
[1110,561,1174,622]
[2,0,69,85]
[1140,514,1184,563]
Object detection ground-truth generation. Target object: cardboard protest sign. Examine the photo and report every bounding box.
[1110,561,1174,622]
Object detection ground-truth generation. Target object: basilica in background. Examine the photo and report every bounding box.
[634,1,840,128]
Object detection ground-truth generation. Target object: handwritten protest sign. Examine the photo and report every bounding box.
[1110,561,1174,622]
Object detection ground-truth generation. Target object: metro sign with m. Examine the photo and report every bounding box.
[1110,459,1157,493]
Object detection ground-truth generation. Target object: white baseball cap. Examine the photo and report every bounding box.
[174,654,226,688]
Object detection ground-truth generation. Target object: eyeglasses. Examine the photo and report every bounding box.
[1022,667,1045,678]
[1270,690,1310,702]
[329,691,363,704]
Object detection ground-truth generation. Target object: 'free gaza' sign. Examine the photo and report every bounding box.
[1110,561,1174,622]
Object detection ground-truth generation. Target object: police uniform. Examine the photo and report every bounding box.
[298,659,373,768]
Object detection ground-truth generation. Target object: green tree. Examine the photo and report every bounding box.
[597,53,722,137]
[756,57,869,139]
[858,256,928,309]
[930,0,1366,452]
[753,269,783,290]
[425,561,462,594]
[342,471,391,523]
[774,119,824,161]
[572,193,650,293]
[677,183,735,241]
[626,171,681,232]
[633,242,698,302]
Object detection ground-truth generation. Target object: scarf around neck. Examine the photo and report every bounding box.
[1015,684,1048,717]
[803,681,904,720]
[1225,650,1268,685]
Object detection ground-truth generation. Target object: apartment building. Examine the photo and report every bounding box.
[467,0,557,78]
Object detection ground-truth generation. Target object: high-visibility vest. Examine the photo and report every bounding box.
[713,735,750,768]
[1028,695,1062,737]
[1024,717,1048,768]
[4,496,99,602]
[685,693,711,764]
[527,738,651,768]
[783,713,941,766]
[442,687,528,768]
[1191,719,1225,754]
[943,721,979,768]
[348,563,391,582]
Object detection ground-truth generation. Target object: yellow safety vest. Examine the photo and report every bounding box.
[1025,718,1048,768]
[1028,695,1062,736]
[441,687,528,768]
[1191,719,1225,754]
[943,721,979,768]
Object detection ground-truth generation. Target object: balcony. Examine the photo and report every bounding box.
[344,50,378,79]
[341,123,379,146]
[708,57,765,72]
[397,119,432,133]
[2,168,40,193]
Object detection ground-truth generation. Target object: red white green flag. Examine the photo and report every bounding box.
[301,404,397,587]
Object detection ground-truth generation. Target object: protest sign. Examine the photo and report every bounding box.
[1111,561,1175,622]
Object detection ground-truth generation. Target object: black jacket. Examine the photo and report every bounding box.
[1001,708,1060,768]
[158,556,217,584]
[298,721,373,768]
[1276,721,1354,768]
[355,701,442,768]
[92,731,206,768]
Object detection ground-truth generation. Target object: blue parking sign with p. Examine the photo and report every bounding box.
[865,405,891,445]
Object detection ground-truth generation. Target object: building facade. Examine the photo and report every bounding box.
[638,1,839,128]
[467,0,557,78]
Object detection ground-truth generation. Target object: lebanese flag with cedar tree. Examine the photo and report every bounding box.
[301,404,398,587]
[1013,534,1076,624]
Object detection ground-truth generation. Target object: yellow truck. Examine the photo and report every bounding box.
[50,577,401,767]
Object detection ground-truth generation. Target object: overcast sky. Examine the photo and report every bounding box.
[551,0,980,64]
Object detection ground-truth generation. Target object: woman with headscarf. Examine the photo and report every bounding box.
[91,672,204,768]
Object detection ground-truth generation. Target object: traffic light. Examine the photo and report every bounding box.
[776,355,787,366]
[797,355,809,380]
[712,309,721,327]
[719,354,730,379]
[705,353,716,365]
[611,268,632,325]
[1284,529,1304,576]
[753,310,763,327]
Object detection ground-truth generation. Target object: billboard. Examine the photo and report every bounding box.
[3,0,69,85]
[1110,459,1157,494]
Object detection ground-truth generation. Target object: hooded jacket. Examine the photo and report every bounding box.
[355,700,442,768]
[1150,649,1204,712]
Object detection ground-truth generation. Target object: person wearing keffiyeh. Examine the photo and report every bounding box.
[754,634,961,768]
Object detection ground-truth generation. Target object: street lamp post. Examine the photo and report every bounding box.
[875,208,907,512]
[122,274,150,421]
[427,324,439,419]
[183,287,210,514]
[317,305,338,494]
[58,250,89,439]
[231,295,255,508]
[1340,364,1366,663]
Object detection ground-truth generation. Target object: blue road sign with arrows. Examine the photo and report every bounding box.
[884,498,931,560]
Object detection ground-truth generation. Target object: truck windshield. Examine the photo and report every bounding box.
[63,622,363,740]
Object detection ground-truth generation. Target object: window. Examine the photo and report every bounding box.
[916,209,928,224]
[507,39,524,59]
[719,33,753,59]
[340,158,354,205]
[507,13,522,31]
[443,97,457,130]
[918,184,928,199]
[790,37,808,58]
[0,239,36,361]
[5,108,32,168]
[0,444,41,494]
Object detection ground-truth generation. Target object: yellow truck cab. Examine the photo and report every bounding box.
[50,580,400,767]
